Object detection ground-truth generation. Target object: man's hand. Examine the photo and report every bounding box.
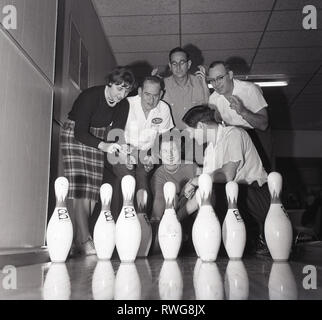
[194,65,206,82]
[226,95,246,115]
[183,179,197,199]
[143,155,155,173]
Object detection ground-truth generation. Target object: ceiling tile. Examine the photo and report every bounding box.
[251,61,320,75]
[267,10,322,31]
[182,12,270,33]
[109,35,179,53]
[182,32,261,50]
[261,30,322,47]
[181,0,274,13]
[202,49,255,67]
[115,52,170,66]
[93,0,179,16]
[100,15,179,36]
[275,0,322,10]
[254,48,322,63]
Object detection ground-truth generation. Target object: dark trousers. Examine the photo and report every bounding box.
[177,181,270,252]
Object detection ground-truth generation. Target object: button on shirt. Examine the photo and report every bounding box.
[209,79,267,128]
[163,74,208,130]
[125,95,174,150]
[203,125,267,186]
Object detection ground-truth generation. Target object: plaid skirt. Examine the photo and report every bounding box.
[60,120,107,201]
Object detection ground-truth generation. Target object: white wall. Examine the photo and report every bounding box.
[0,0,57,248]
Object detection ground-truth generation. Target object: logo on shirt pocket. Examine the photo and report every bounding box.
[152,117,163,125]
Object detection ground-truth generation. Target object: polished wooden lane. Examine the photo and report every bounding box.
[0,252,322,300]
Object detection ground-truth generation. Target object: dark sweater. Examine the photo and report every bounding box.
[68,86,129,148]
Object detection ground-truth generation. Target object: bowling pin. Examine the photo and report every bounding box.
[224,260,249,300]
[192,174,221,262]
[46,177,73,263]
[92,260,115,300]
[268,262,297,300]
[114,262,141,300]
[159,260,183,300]
[136,189,152,257]
[158,182,182,260]
[115,175,141,262]
[222,181,246,259]
[43,263,71,300]
[264,172,293,261]
[194,262,223,300]
[93,183,115,260]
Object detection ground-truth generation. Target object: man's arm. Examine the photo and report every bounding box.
[228,95,268,131]
[210,161,240,183]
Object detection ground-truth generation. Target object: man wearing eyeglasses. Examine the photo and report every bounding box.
[155,47,209,130]
[207,60,272,172]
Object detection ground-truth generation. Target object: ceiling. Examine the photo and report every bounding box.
[92,0,322,130]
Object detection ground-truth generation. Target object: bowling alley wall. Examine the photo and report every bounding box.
[0,0,57,249]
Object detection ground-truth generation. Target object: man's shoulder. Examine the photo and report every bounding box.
[127,94,140,105]
[234,79,260,93]
[223,125,250,142]
[158,99,171,112]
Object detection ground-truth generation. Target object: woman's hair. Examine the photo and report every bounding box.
[182,105,216,128]
[106,66,136,89]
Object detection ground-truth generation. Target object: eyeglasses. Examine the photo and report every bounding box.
[170,60,188,68]
[207,73,228,84]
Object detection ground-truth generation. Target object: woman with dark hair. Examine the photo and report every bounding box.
[60,66,135,256]
[181,105,271,255]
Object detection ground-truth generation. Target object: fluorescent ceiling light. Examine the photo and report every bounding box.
[208,80,289,88]
[254,81,288,87]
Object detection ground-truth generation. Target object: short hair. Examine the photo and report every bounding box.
[106,66,136,89]
[182,105,216,128]
[169,47,190,62]
[208,60,231,72]
[141,75,165,91]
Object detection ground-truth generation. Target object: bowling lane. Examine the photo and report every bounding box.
[0,254,322,300]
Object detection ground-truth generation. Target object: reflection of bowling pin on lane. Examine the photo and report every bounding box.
[194,261,224,300]
[159,260,183,300]
[92,260,115,300]
[114,262,141,300]
[136,189,152,257]
[268,262,297,300]
[93,184,115,260]
[264,172,293,261]
[43,263,71,300]
[158,182,182,260]
[222,181,246,259]
[115,175,141,262]
[192,174,221,262]
[46,177,73,263]
[224,260,249,300]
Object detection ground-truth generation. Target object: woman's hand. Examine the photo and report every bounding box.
[98,142,122,154]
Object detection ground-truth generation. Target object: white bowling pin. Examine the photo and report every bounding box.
[115,175,141,262]
[136,189,152,257]
[222,181,246,259]
[224,260,249,300]
[46,177,73,263]
[159,260,183,300]
[92,260,115,300]
[268,262,297,300]
[114,262,141,300]
[43,263,71,300]
[194,262,223,300]
[158,182,182,260]
[192,174,221,262]
[264,172,293,261]
[93,184,115,260]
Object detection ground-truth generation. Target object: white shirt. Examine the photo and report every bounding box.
[209,79,267,128]
[203,125,267,186]
[125,95,174,150]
